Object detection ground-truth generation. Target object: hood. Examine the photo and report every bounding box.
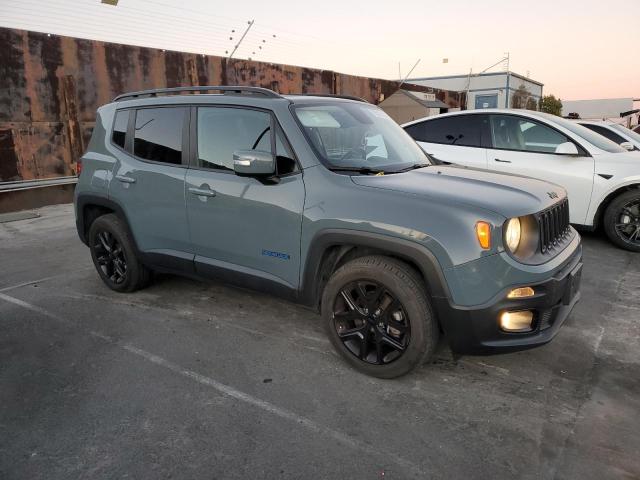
[350,165,566,219]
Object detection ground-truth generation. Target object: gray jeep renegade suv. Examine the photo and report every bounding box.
[74,85,583,378]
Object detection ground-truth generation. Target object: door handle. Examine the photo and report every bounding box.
[189,187,216,197]
[494,158,511,163]
[115,175,136,184]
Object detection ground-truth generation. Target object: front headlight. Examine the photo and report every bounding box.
[505,217,521,252]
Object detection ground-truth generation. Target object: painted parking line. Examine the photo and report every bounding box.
[0,267,93,293]
[0,291,427,478]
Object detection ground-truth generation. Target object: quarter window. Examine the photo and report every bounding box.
[489,115,570,154]
[133,107,185,165]
[197,107,272,171]
[405,115,486,148]
[112,110,128,149]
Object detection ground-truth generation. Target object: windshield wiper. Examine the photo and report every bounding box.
[390,163,431,173]
[327,166,386,175]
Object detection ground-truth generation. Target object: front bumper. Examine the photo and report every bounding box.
[434,243,583,354]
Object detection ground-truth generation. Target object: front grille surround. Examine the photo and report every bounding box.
[537,199,571,254]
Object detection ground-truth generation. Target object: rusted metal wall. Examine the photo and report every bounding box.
[0,27,463,183]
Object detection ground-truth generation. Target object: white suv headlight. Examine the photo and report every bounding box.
[505,217,521,253]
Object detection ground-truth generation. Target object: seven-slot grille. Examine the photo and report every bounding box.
[538,198,571,254]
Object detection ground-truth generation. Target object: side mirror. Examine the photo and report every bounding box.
[620,141,635,151]
[233,150,276,176]
[555,142,579,155]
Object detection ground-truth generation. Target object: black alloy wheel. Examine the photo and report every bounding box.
[94,230,128,285]
[333,280,411,365]
[604,190,640,252]
[88,213,151,292]
[614,199,640,246]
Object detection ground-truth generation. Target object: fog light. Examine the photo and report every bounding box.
[507,287,535,299]
[500,311,534,332]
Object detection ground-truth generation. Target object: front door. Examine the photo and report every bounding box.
[486,114,595,224]
[185,106,305,293]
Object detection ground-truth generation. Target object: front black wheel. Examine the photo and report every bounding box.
[88,214,151,292]
[604,190,640,252]
[321,255,438,378]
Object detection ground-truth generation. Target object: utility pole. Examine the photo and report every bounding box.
[229,20,254,59]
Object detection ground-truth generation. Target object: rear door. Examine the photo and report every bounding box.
[404,114,490,169]
[109,106,191,264]
[185,105,305,292]
[486,114,595,224]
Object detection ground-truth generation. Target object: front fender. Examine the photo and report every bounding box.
[587,176,640,226]
[298,229,452,309]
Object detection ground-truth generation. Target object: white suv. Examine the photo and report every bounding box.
[403,109,640,251]
[577,120,640,152]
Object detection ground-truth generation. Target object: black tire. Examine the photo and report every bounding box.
[603,190,640,252]
[88,214,151,292]
[321,255,439,378]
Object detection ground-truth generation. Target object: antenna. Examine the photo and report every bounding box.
[397,58,421,89]
[228,19,255,59]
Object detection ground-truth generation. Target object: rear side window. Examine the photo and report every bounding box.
[197,107,272,171]
[133,107,185,165]
[580,124,626,145]
[406,115,486,147]
[112,110,128,149]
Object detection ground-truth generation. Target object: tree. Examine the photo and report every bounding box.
[539,95,563,116]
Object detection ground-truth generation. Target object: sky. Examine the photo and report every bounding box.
[1,0,638,100]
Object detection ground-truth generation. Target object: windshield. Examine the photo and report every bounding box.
[535,113,626,153]
[292,102,430,172]
[610,123,640,144]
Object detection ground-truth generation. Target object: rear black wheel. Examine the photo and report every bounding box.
[88,214,151,292]
[322,255,438,378]
[604,190,640,252]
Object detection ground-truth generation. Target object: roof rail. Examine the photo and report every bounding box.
[113,85,283,102]
[298,93,368,103]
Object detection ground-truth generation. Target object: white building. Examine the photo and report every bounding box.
[406,71,544,110]
[561,98,638,126]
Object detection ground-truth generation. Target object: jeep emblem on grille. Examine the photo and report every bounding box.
[547,191,559,199]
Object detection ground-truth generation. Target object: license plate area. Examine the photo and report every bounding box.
[563,262,583,305]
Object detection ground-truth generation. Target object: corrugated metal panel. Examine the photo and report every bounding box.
[0,27,463,184]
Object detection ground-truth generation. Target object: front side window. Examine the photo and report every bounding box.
[411,115,486,147]
[197,107,272,171]
[489,115,569,153]
[112,110,128,149]
[581,124,627,145]
[133,107,185,165]
[293,102,429,171]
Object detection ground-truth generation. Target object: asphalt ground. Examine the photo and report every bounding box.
[1,204,639,479]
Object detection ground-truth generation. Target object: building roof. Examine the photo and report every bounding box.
[406,71,544,87]
[401,90,449,109]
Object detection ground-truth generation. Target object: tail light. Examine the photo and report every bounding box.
[76,158,83,176]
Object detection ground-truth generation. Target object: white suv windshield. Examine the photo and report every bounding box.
[293,102,430,171]
[536,113,627,153]
[610,123,640,143]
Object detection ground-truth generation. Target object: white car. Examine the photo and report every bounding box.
[402,109,640,251]
[577,120,640,152]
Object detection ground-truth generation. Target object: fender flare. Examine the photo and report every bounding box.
[75,193,138,252]
[298,229,452,309]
